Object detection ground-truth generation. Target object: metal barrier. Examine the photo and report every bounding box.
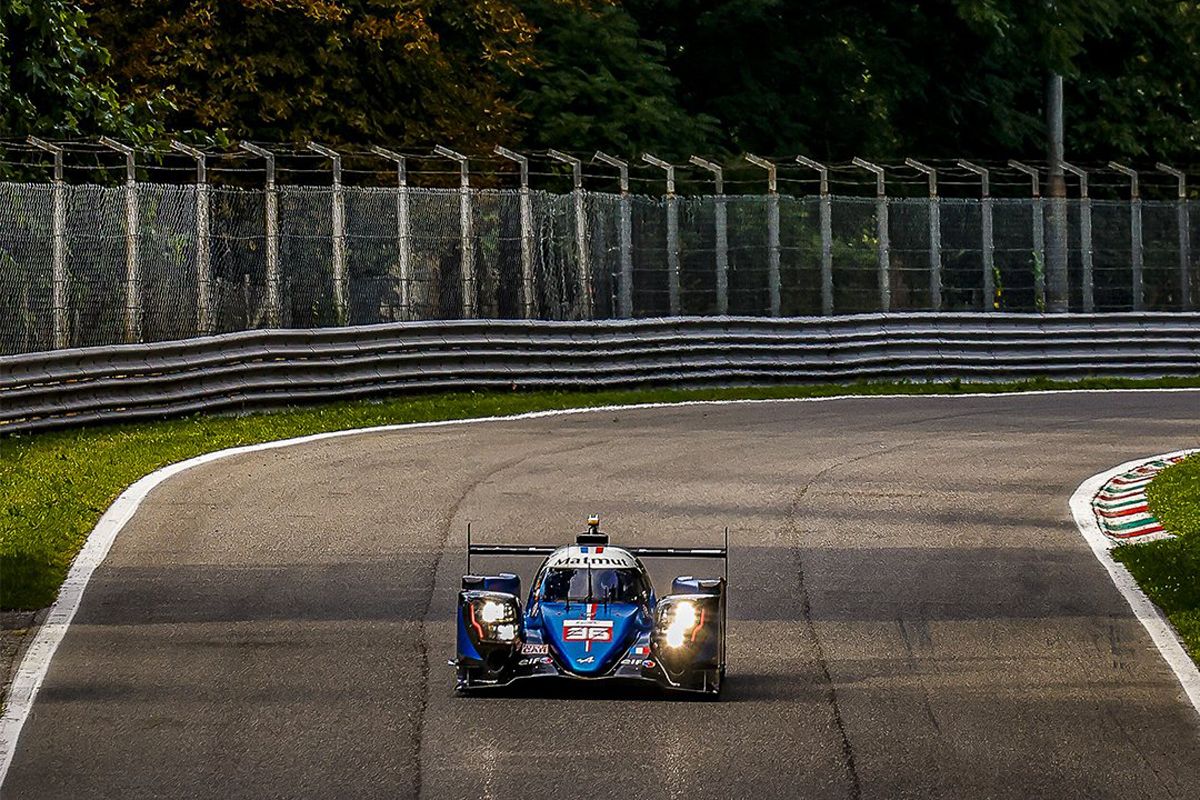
[2,314,1198,434]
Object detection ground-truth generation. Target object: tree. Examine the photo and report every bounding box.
[0,0,160,139]
[84,0,541,150]
[512,0,717,160]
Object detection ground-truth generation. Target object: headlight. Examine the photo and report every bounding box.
[664,601,699,648]
[464,593,521,645]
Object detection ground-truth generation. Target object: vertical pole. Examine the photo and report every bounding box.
[745,155,780,316]
[1157,163,1191,310]
[1009,161,1044,311]
[853,158,890,311]
[1045,73,1070,312]
[595,153,633,318]
[689,156,728,315]
[495,147,536,318]
[239,142,280,327]
[1109,163,1143,310]
[797,156,833,316]
[958,160,993,311]
[548,150,592,318]
[370,147,412,319]
[100,137,141,342]
[1063,162,1091,312]
[906,159,941,310]
[28,137,69,347]
[171,142,211,334]
[433,146,474,318]
[307,143,347,325]
[642,154,680,315]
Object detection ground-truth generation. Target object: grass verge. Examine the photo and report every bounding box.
[3,375,1199,611]
[1113,452,1200,662]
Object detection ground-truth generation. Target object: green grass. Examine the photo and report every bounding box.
[2,375,1199,611]
[1113,452,1200,661]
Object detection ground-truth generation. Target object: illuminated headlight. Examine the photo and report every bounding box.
[480,600,511,624]
[664,601,697,648]
[494,624,518,641]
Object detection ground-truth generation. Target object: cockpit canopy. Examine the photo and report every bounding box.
[539,567,650,604]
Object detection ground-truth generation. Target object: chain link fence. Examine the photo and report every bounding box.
[2,181,1197,355]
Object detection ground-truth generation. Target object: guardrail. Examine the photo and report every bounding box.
[2,314,1198,434]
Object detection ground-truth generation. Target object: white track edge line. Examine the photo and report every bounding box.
[1069,448,1200,721]
[2,386,1199,783]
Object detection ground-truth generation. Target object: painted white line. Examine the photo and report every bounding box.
[1069,449,1200,720]
[1,387,1199,784]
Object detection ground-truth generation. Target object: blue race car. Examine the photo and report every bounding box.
[452,516,727,697]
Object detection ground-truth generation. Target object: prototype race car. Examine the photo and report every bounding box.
[452,517,727,696]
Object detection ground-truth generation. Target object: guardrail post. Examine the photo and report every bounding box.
[1062,162,1092,312]
[957,160,993,311]
[434,146,475,318]
[797,156,833,315]
[1009,161,1044,310]
[745,154,781,316]
[907,158,941,310]
[642,154,680,315]
[100,137,141,342]
[689,156,728,314]
[853,157,890,311]
[239,142,280,327]
[549,149,592,318]
[594,152,632,318]
[307,142,347,325]
[1109,162,1143,310]
[170,142,212,334]
[1157,163,1191,310]
[368,146,412,320]
[495,147,536,318]
[28,137,69,347]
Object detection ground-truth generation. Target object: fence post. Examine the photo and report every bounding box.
[745,154,781,316]
[594,152,633,318]
[239,142,280,327]
[1157,163,1191,310]
[368,146,411,320]
[170,142,212,335]
[1009,161,1044,310]
[1109,163,1143,311]
[548,150,592,318]
[28,137,69,347]
[957,160,993,311]
[307,142,347,325]
[1062,162,1092,312]
[433,146,474,318]
[689,156,728,315]
[853,157,890,311]
[642,154,679,315]
[495,146,536,318]
[100,137,141,342]
[906,158,941,310]
[797,156,833,316]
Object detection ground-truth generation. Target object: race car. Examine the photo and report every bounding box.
[452,516,727,696]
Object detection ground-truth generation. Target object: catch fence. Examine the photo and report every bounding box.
[1,182,1197,355]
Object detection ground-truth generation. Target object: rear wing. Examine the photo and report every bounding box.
[467,524,728,580]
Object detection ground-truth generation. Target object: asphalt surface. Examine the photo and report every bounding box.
[5,392,1200,799]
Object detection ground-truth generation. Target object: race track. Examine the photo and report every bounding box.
[5,392,1200,799]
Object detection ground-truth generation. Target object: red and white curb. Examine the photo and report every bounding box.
[1070,449,1200,721]
[1093,454,1190,542]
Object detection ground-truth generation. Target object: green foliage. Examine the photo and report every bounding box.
[1113,453,1200,662]
[513,0,717,159]
[0,0,161,139]
[5,376,1200,610]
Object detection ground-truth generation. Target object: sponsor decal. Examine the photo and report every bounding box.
[618,657,643,666]
[577,655,595,664]
[563,618,613,642]
[520,643,549,655]
[517,655,555,667]
[642,659,656,669]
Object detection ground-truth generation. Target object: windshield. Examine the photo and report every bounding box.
[540,567,646,603]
